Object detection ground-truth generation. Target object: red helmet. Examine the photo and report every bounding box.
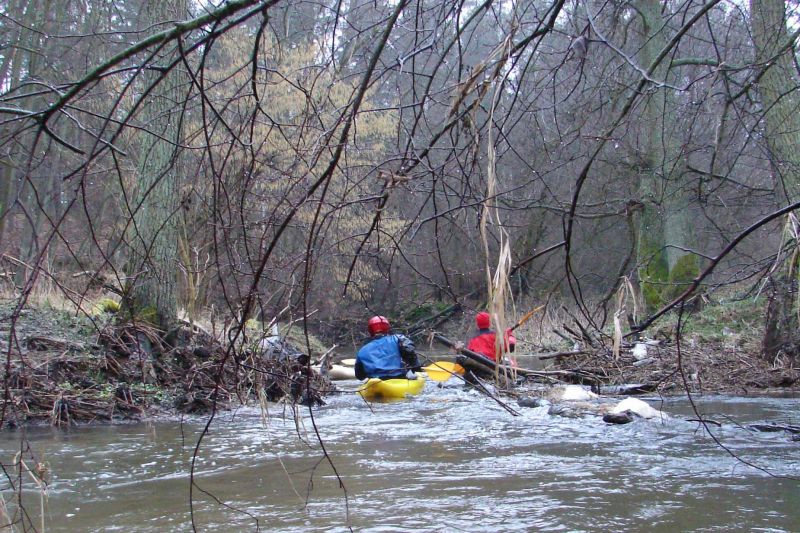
[476,311,491,329]
[367,315,391,336]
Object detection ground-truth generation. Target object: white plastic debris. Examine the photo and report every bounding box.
[610,397,668,421]
[632,343,648,360]
[556,385,598,401]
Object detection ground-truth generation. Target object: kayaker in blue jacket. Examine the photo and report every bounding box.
[355,316,422,380]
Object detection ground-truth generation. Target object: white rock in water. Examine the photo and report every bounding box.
[558,385,598,401]
[610,397,667,420]
[632,343,648,360]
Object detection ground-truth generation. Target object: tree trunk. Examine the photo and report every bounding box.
[634,0,698,312]
[13,0,52,284]
[762,274,800,362]
[0,0,29,246]
[123,0,188,330]
[750,0,800,362]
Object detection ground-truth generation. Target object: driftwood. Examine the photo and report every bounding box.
[1,321,335,427]
[597,383,657,395]
[430,332,601,384]
[523,350,586,360]
[749,423,800,434]
[430,332,536,377]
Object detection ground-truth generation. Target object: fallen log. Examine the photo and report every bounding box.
[430,332,599,384]
[749,423,800,434]
[430,332,536,377]
[598,383,657,396]
[520,350,587,360]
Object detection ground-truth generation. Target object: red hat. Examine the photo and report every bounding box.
[367,315,390,336]
[476,311,491,329]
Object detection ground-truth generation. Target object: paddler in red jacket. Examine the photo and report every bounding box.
[467,311,516,362]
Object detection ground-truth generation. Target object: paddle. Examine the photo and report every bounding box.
[510,304,546,331]
[421,361,465,382]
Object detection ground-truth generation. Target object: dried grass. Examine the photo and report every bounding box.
[480,66,517,386]
[612,277,639,359]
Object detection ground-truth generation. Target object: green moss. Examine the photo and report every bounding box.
[638,222,670,311]
[663,254,700,302]
[680,296,764,343]
[123,305,159,326]
[642,282,663,311]
[283,327,329,357]
[98,384,115,400]
[639,208,669,280]
[402,302,450,323]
[245,318,263,333]
[91,298,120,315]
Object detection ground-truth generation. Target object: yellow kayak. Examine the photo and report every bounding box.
[357,377,426,401]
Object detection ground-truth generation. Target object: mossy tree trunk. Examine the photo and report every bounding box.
[123,0,188,330]
[634,0,699,312]
[750,0,800,362]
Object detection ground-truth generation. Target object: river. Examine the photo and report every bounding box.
[1,381,798,532]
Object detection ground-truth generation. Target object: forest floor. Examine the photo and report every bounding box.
[0,294,797,428]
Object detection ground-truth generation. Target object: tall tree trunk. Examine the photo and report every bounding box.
[634,0,698,311]
[14,0,52,284]
[750,0,800,362]
[0,0,29,246]
[124,0,188,329]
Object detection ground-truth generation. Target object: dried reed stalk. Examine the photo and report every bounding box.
[612,277,638,359]
[480,35,517,386]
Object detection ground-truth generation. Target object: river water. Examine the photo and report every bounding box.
[1,381,798,532]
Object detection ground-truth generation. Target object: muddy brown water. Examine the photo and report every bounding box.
[1,382,798,532]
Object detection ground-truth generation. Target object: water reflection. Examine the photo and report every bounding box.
[0,383,798,532]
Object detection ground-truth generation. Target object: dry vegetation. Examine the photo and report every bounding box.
[0,288,334,428]
[0,279,797,430]
[506,293,799,395]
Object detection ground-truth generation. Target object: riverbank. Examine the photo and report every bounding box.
[0,295,797,428]
[0,301,332,428]
[538,297,799,396]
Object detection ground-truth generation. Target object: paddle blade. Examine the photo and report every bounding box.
[422,362,465,382]
[512,304,546,330]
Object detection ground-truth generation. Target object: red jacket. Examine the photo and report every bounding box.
[467,329,516,362]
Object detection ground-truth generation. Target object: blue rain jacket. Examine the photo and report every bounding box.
[356,335,405,379]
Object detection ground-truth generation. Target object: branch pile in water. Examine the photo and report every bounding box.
[2,321,333,428]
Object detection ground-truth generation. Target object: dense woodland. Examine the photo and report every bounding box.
[1,1,800,529]
[0,0,799,373]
